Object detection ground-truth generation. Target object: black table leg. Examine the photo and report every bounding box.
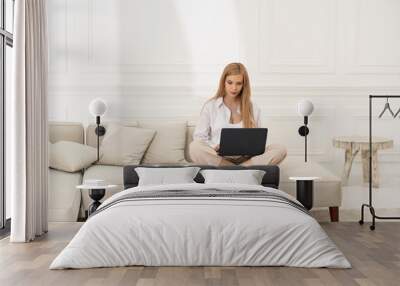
[88,188,106,216]
[296,180,313,210]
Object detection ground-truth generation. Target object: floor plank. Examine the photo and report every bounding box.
[0,222,399,286]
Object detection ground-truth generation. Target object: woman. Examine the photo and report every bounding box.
[189,62,287,166]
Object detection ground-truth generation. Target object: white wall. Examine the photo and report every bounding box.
[48,0,400,212]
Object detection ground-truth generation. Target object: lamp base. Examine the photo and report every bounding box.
[298,126,309,136]
[95,125,106,136]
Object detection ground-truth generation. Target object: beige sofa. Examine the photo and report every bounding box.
[48,121,342,222]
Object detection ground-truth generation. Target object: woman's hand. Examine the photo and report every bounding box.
[214,144,220,152]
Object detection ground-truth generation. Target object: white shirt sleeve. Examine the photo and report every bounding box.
[193,102,217,148]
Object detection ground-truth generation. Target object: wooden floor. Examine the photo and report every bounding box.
[0,222,399,286]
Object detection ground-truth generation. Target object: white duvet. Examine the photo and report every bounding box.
[50,183,351,269]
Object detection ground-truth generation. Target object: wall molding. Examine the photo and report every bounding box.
[343,0,400,75]
[258,0,336,74]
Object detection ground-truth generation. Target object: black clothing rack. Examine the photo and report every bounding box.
[359,95,400,230]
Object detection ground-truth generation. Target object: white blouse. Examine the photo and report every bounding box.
[193,97,261,148]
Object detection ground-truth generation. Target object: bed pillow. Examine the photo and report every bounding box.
[140,121,187,164]
[99,124,156,166]
[200,169,266,185]
[49,141,97,172]
[135,167,200,186]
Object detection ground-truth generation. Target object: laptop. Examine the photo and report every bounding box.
[218,128,268,156]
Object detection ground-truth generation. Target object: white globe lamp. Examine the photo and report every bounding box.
[298,100,314,117]
[89,98,107,118]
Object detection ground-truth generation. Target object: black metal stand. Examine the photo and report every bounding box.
[88,188,105,216]
[96,123,100,161]
[296,180,314,210]
[94,115,106,162]
[298,116,310,162]
[359,95,400,231]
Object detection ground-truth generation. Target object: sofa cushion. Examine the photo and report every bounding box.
[99,123,156,166]
[139,120,187,164]
[50,141,97,172]
[185,124,195,162]
[49,122,84,144]
[86,121,139,148]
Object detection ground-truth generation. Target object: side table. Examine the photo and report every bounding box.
[76,184,117,216]
[289,177,319,211]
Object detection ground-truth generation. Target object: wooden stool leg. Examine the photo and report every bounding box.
[329,206,339,222]
[342,146,359,185]
[361,149,380,188]
[372,149,379,188]
[361,149,369,184]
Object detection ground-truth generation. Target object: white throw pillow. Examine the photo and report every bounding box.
[135,167,200,186]
[99,124,156,166]
[200,169,266,185]
[140,121,187,164]
[50,141,97,172]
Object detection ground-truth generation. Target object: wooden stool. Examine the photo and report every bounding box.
[333,136,393,188]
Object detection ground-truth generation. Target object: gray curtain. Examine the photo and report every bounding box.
[10,0,48,242]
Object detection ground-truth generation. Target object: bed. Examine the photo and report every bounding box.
[50,165,350,269]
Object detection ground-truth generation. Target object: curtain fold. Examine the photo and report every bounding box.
[10,0,48,242]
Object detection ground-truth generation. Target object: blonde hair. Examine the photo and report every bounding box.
[212,62,256,128]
